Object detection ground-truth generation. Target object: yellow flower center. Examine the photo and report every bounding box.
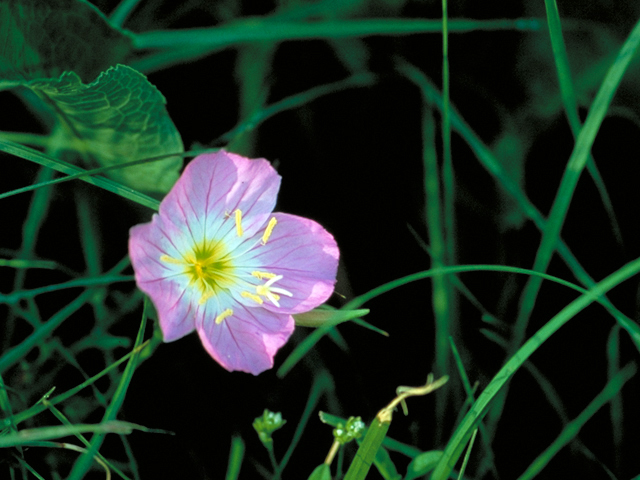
[158,213,291,321]
[161,240,235,304]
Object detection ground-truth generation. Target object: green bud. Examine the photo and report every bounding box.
[332,416,365,445]
[252,409,286,445]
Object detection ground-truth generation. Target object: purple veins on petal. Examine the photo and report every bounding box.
[234,212,339,314]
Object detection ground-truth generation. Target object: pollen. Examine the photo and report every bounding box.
[251,271,277,280]
[254,274,293,307]
[199,288,215,305]
[242,291,264,304]
[180,240,235,303]
[261,217,277,245]
[235,209,243,237]
[215,308,234,324]
[160,254,184,265]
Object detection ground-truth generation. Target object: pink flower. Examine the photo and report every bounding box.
[129,151,339,375]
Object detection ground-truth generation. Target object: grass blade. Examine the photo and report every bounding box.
[517,362,636,480]
[511,13,640,356]
[225,436,245,480]
[431,257,640,480]
[67,298,149,479]
[543,0,622,246]
[0,139,161,210]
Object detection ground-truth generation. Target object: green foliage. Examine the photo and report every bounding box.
[0,420,148,448]
[293,305,370,327]
[253,409,287,446]
[26,66,183,193]
[308,464,332,480]
[333,416,365,445]
[404,450,443,480]
[2,1,640,478]
[0,0,182,193]
[0,0,132,87]
[225,436,246,480]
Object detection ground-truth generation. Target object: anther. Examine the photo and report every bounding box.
[261,217,277,245]
[160,255,184,265]
[215,308,233,324]
[235,209,243,237]
[255,275,293,307]
[199,289,215,305]
[251,271,277,280]
[241,291,264,304]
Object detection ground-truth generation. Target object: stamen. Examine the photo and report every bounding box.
[255,275,293,307]
[215,308,233,324]
[265,292,281,307]
[263,275,283,288]
[241,291,264,304]
[199,288,215,305]
[251,271,277,280]
[261,217,277,245]
[235,209,243,237]
[160,254,184,265]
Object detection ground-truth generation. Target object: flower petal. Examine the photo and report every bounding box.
[158,151,281,249]
[129,221,197,341]
[195,300,294,375]
[234,213,339,314]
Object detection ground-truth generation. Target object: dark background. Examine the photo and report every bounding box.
[2,0,640,479]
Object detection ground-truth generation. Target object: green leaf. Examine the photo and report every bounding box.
[27,65,183,193]
[404,450,443,480]
[293,305,370,327]
[308,464,332,480]
[0,420,143,447]
[344,416,391,480]
[0,0,132,87]
[225,436,245,480]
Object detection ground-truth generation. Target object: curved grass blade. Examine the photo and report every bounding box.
[67,297,149,479]
[430,257,640,480]
[215,72,376,145]
[344,377,448,480]
[511,13,640,357]
[41,400,131,480]
[0,139,161,210]
[458,428,478,480]
[1,340,150,429]
[0,256,131,374]
[606,324,623,472]
[277,308,372,378]
[396,61,640,350]
[341,265,636,337]
[130,17,546,73]
[543,0,623,246]
[134,18,544,50]
[275,370,335,477]
[109,0,142,28]
[0,274,133,304]
[0,420,144,448]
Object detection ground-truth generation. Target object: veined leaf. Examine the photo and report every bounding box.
[0,0,182,193]
[0,0,132,87]
[26,66,183,193]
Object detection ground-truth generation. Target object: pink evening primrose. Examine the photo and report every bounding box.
[129,151,339,375]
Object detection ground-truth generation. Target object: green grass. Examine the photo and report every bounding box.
[1,1,639,479]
